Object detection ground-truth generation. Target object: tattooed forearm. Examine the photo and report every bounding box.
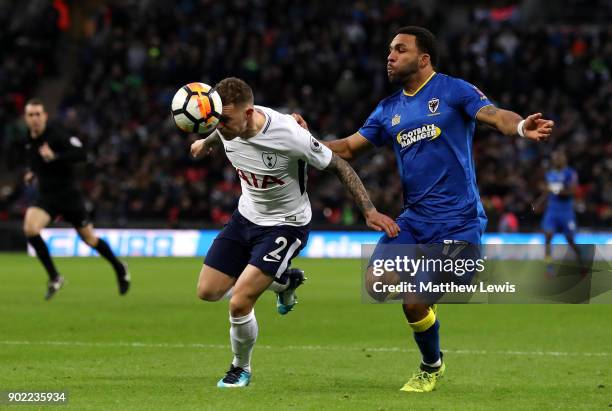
[204,130,221,146]
[479,105,499,116]
[325,153,375,215]
[476,104,523,136]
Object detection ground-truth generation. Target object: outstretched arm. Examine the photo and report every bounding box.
[324,132,374,161]
[475,105,554,142]
[325,153,399,237]
[190,130,221,158]
[291,113,374,160]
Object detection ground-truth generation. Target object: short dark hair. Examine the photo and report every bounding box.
[395,26,439,68]
[25,98,45,108]
[215,77,254,106]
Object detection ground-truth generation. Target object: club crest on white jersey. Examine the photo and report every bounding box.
[219,106,332,226]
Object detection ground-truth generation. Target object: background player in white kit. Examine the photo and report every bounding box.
[191,77,399,387]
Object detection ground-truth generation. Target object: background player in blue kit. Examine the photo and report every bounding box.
[294,26,554,392]
[542,151,582,271]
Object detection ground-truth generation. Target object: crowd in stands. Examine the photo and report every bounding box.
[0,0,65,221]
[1,0,610,231]
[0,0,63,165]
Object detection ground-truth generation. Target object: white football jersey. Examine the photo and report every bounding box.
[218,106,333,226]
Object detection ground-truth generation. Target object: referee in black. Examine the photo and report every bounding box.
[23,98,130,299]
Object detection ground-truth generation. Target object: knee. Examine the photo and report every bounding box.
[403,303,425,312]
[81,235,98,247]
[23,224,40,238]
[229,295,254,317]
[197,282,224,301]
[365,269,383,301]
[402,303,431,322]
[23,217,40,238]
[365,267,400,302]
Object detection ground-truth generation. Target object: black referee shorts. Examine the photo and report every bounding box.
[34,190,91,228]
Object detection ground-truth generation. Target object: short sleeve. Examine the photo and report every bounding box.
[446,78,492,119]
[358,102,387,147]
[287,116,333,170]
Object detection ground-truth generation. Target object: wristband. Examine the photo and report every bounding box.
[517,119,526,138]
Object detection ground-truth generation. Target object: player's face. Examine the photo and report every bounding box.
[552,152,567,168]
[387,34,424,83]
[217,103,250,139]
[24,104,48,137]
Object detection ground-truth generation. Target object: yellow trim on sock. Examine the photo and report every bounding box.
[431,304,438,317]
[409,308,436,333]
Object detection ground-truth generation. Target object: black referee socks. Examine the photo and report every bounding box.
[27,235,60,281]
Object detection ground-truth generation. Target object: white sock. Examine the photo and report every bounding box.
[229,310,258,373]
[267,280,289,293]
[224,280,287,298]
[422,358,442,368]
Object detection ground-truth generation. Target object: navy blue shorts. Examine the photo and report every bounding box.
[368,217,484,304]
[204,210,310,279]
[369,216,484,261]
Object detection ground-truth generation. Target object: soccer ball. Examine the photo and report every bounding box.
[171,82,223,134]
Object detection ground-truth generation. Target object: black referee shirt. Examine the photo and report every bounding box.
[25,124,86,195]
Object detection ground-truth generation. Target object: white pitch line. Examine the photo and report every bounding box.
[0,340,609,357]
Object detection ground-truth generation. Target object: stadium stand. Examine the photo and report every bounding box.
[1,0,610,230]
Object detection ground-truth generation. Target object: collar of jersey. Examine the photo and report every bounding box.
[259,110,271,135]
[249,108,271,138]
[402,72,436,97]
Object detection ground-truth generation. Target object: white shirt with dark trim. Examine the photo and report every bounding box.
[219,105,333,226]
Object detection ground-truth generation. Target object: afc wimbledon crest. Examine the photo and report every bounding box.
[428,98,439,114]
[262,152,277,169]
[392,114,401,126]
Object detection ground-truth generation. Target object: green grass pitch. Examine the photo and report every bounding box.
[1,254,610,410]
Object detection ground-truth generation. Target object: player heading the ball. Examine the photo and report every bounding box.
[188,77,399,388]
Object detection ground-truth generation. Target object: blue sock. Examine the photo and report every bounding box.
[413,319,440,365]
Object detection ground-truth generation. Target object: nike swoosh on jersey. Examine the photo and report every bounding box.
[263,255,281,262]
